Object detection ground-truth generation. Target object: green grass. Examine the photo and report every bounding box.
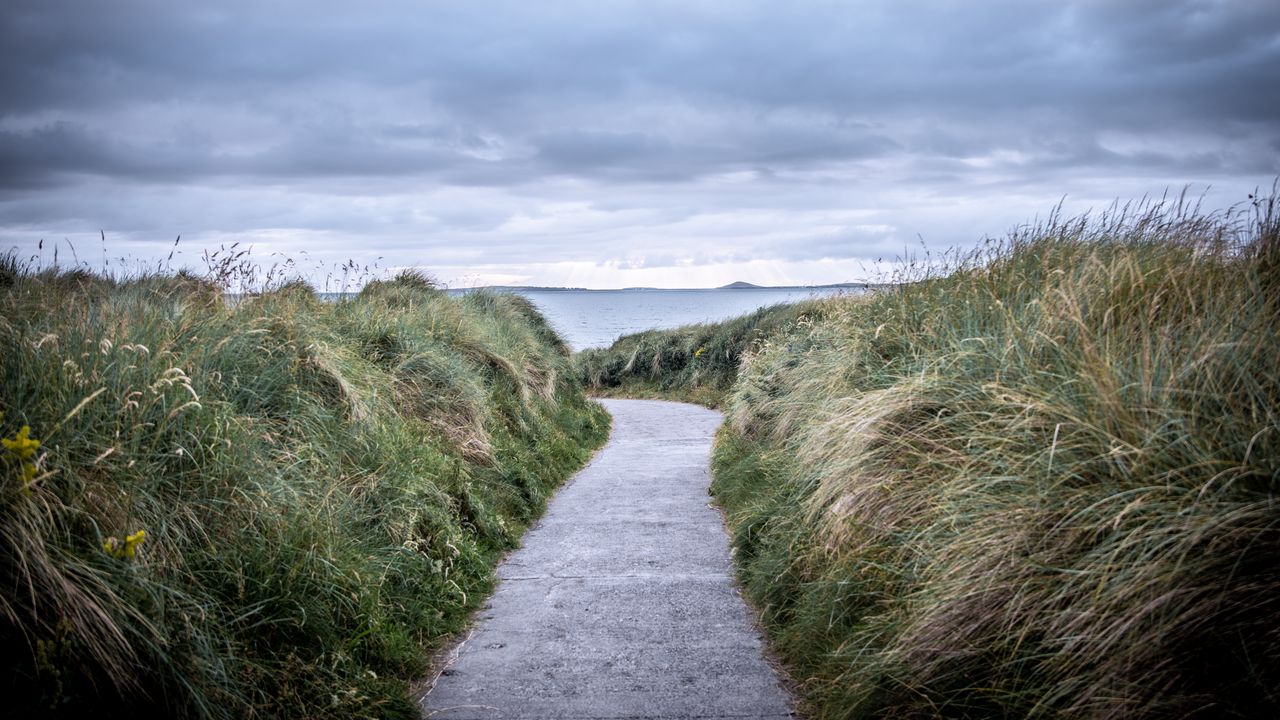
[708,193,1280,718]
[575,190,1280,717]
[576,300,833,407]
[0,266,609,718]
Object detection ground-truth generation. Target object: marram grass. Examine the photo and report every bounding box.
[576,299,833,408]
[590,192,1280,718]
[716,195,1280,718]
[0,266,608,718]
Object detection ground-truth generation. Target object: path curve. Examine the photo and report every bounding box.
[422,398,794,719]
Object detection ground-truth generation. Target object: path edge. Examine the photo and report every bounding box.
[409,400,616,710]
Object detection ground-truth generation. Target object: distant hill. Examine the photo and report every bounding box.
[718,281,764,289]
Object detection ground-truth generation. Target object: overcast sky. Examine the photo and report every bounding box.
[2,0,1278,288]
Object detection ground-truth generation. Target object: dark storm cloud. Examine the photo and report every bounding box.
[0,117,462,186]
[4,0,1277,186]
[530,124,897,181]
[1,0,1277,284]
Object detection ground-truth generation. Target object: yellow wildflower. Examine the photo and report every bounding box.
[694,346,706,358]
[3,425,42,495]
[104,529,147,559]
[2,425,40,460]
[124,530,146,558]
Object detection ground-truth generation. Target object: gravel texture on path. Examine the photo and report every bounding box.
[422,398,794,719]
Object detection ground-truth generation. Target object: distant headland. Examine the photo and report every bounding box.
[715,280,879,290]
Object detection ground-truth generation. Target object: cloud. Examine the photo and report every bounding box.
[1,0,1277,286]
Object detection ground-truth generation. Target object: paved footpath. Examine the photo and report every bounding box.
[422,398,794,719]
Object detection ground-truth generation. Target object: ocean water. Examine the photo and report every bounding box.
[474,288,858,352]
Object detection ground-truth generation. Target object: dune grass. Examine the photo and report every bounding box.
[707,193,1280,717]
[575,300,834,408]
[0,264,609,718]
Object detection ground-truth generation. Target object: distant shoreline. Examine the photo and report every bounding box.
[226,283,891,304]
[446,281,890,292]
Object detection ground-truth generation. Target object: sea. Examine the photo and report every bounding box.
[450,287,860,352]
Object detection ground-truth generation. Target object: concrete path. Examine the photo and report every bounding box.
[421,398,794,719]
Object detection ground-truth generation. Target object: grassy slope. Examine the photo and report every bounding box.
[0,268,609,718]
[576,299,832,408]
[585,196,1280,718]
[714,199,1280,718]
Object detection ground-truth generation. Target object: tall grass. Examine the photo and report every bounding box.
[576,300,833,407]
[0,264,609,718]
[708,192,1280,717]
